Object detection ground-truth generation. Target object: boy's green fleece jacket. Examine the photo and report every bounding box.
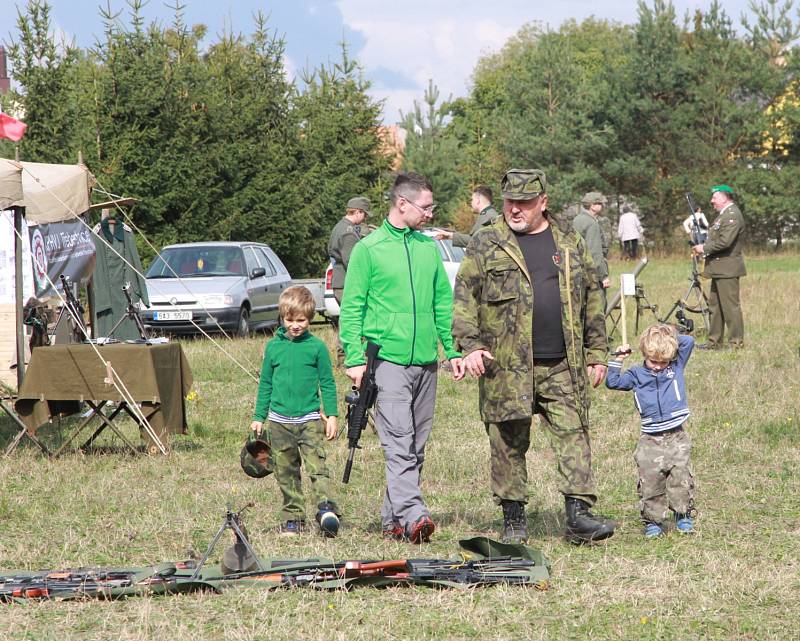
[252,327,338,421]
[339,220,460,367]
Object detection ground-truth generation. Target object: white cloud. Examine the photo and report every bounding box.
[337,8,516,124]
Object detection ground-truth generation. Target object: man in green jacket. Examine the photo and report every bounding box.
[573,192,610,310]
[452,168,614,545]
[692,184,746,348]
[340,172,464,544]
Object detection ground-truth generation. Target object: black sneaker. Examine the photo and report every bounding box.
[278,520,305,536]
[316,502,340,538]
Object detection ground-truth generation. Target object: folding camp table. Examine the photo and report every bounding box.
[12,342,192,456]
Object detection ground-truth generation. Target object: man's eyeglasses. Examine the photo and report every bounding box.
[402,197,437,215]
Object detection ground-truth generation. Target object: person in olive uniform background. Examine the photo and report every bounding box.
[435,185,499,248]
[328,196,371,365]
[692,184,746,348]
[451,169,614,545]
[573,192,610,310]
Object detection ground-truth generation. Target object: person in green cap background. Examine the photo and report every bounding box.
[692,184,746,348]
[435,185,499,247]
[328,196,371,365]
[572,192,611,309]
[451,168,615,545]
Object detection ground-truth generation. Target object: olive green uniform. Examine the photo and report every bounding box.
[451,205,500,248]
[452,214,608,506]
[328,217,365,295]
[328,216,364,364]
[597,215,612,259]
[91,221,149,340]
[702,202,746,346]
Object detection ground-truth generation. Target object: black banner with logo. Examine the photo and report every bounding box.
[29,218,96,299]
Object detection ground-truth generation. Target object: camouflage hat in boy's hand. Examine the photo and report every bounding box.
[240,435,273,478]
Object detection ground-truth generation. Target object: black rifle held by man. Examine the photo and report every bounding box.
[342,342,380,483]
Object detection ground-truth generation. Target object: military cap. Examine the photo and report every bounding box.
[711,184,734,195]
[346,196,372,215]
[581,191,606,206]
[240,436,273,478]
[501,169,547,200]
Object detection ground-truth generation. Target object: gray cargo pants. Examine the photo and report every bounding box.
[374,360,438,531]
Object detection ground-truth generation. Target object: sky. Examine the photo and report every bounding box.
[1,0,761,123]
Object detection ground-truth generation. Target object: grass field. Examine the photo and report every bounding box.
[1,253,798,640]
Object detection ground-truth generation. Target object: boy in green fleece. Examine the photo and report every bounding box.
[250,285,340,537]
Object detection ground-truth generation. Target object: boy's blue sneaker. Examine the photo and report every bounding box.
[644,522,664,539]
[316,502,340,538]
[278,520,305,536]
[675,513,695,534]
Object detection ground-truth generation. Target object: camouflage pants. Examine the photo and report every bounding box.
[268,419,338,522]
[485,357,597,507]
[634,427,694,524]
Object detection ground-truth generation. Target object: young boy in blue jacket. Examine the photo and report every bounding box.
[606,324,696,538]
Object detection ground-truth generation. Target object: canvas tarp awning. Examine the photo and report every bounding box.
[0,159,23,211]
[0,158,94,223]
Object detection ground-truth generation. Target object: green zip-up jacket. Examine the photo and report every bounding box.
[339,219,460,367]
[252,327,338,421]
[452,213,607,425]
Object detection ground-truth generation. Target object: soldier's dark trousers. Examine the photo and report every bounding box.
[485,357,597,507]
[333,288,345,367]
[708,277,743,346]
[373,360,437,531]
[634,427,694,524]
[269,419,337,522]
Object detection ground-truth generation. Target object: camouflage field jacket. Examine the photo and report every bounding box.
[451,214,608,426]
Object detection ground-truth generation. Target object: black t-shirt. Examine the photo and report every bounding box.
[515,226,567,359]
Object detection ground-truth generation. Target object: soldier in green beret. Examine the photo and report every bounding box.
[328,196,371,365]
[451,168,615,545]
[692,185,746,348]
[573,192,611,310]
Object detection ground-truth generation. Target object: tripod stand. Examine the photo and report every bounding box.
[606,282,660,341]
[107,282,149,341]
[661,256,710,334]
[191,503,264,580]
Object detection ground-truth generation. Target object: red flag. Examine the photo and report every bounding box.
[0,112,27,141]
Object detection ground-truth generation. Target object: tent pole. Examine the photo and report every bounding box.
[14,206,25,386]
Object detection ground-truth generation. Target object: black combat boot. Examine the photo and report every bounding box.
[565,497,615,544]
[501,500,528,544]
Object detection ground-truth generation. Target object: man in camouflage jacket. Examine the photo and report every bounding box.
[451,168,615,545]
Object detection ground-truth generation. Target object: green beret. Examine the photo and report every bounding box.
[581,191,606,206]
[346,196,372,215]
[711,184,733,195]
[501,169,547,201]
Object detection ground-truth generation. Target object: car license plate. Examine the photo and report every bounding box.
[153,311,192,321]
